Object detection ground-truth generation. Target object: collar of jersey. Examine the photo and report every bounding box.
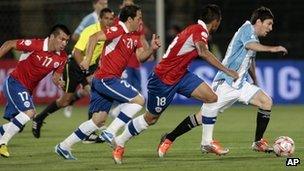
[197,19,209,35]
[118,21,129,33]
[43,37,49,51]
[92,11,99,23]
[43,37,60,55]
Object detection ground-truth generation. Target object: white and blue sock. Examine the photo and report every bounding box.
[0,112,30,145]
[109,103,126,119]
[60,119,98,150]
[0,123,9,139]
[201,106,218,145]
[115,114,148,147]
[106,103,142,135]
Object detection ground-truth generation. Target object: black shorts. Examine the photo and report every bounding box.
[62,57,98,93]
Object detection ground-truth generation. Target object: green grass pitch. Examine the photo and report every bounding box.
[0,105,303,171]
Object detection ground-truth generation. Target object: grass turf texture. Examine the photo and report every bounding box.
[0,105,303,171]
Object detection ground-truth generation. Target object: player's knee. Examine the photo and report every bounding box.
[92,111,107,127]
[205,93,218,103]
[132,94,145,106]
[57,96,73,107]
[60,99,72,107]
[79,86,90,96]
[201,104,219,118]
[144,112,159,125]
[262,97,273,110]
[24,109,36,119]
[256,93,273,110]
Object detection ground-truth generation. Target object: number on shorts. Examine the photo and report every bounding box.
[18,92,29,101]
[156,96,166,106]
[120,80,131,88]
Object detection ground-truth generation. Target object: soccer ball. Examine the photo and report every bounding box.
[273,136,295,157]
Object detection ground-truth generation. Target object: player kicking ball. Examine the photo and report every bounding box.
[158,6,288,157]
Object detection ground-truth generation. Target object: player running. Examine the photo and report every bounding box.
[0,24,70,157]
[111,4,239,164]
[54,5,161,160]
[157,6,288,157]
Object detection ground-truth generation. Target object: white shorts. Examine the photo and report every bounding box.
[202,80,261,113]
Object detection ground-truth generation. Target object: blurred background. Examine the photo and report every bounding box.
[0,0,303,59]
[0,0,303,105]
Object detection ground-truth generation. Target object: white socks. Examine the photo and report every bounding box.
[115,114,148,147]
[201,124,214,145]
[0,112,30,145]
[106,103,142,135]
[60,119,98,150]
[201,105,218,145]
[109,103,125,119]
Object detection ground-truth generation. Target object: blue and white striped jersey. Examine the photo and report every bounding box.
[214,21,259,89]
[74,12,99,35]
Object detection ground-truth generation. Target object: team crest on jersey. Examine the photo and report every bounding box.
[24,40,32,46]
[24,101,30,108]
[155,107,163,113]
[110,26,118,32]
[53,62,60,68]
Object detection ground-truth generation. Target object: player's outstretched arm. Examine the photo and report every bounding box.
[136,34,161,62]
[0,40,17,58]
[81,31,106,70]
[246,42,288,55]
[196,41,239,80]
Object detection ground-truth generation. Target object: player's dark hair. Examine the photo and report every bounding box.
[250,6,274,24]
[119,4,141,22]
[49,24,71,37]
[200,4,221,24]
[99,7,113,18]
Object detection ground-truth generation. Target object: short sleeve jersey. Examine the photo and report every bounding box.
[94,21,142,79]
[74,22,105,66]
[214,21,259,89]
[74,11,99,35]
[114,17,144,69]
[154,20,209,85]
[10,38,67,93]
[127,22,145,68]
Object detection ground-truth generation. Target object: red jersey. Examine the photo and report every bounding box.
[10,38,67,93]
[154,20,209,85]
[114,17,144,69]
[95,21,142,79]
